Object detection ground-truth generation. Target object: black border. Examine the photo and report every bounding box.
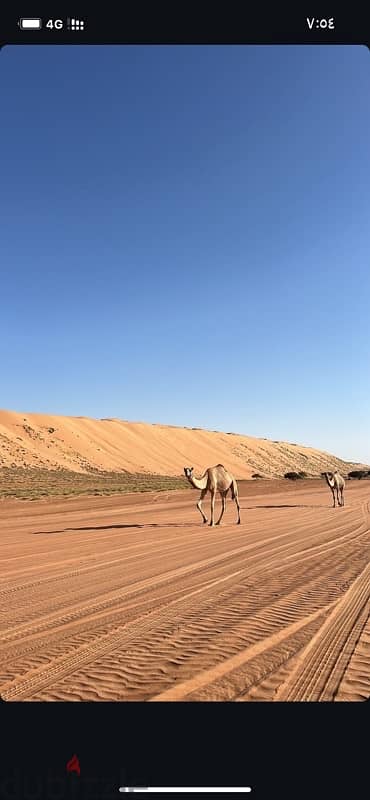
[0,9,370,46]
[1,700,369,797]
[1,9,370,797]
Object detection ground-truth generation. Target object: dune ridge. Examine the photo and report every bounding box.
[0,408,367,479]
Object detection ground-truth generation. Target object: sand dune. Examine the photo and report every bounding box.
[1,478,369,702]
[0,408,367,478]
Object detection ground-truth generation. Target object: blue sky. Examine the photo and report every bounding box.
[1,45,369,462]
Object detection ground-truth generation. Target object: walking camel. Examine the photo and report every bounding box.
[322,471,345,507]
[183,464,241,526]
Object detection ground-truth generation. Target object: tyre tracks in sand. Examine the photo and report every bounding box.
[0,482,369,701]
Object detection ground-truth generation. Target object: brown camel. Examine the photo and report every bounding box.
[183,464,241,526]
[322,471,345,507]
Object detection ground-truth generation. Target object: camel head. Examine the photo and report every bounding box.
[184,467,194,479]
[322,471,336,487]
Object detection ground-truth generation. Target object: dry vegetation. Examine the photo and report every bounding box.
[0,466,186,501]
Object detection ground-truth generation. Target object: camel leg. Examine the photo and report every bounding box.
[234,493,241,524]
[341,488,345,507]
[216,493,226,525]
[331,488,336,508]
[209,490,216,526]
[197,489,208,524]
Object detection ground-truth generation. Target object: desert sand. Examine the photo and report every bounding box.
[1,477,369,702]
[0,408,367,477]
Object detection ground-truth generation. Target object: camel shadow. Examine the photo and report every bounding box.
[32,522,190,535]
[242,504,327,509]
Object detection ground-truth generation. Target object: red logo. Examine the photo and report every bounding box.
[66,754,80,776]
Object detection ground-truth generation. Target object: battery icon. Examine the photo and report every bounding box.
[19,18,42,30]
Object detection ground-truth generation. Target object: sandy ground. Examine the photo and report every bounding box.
[1,478,369,702]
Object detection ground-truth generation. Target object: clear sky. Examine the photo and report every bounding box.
[1,45,369,463]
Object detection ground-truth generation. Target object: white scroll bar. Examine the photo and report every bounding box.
[119,788,252,793]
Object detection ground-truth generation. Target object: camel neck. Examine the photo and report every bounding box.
[189,474,207,491]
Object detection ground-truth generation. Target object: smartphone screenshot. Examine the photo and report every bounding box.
[0,9,369,798]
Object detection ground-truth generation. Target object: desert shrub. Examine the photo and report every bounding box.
[252,473,263,479]
[348,470,367,480]
[284,471,303,480]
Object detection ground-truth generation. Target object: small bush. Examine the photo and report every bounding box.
[348,470,367,480]
[252,473,263,479]
[284,471,303,480]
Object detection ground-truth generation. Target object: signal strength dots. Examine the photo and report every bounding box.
[67,18,85,31]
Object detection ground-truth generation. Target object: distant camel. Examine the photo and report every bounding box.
[183,464,241,527]
[322,471,345,507]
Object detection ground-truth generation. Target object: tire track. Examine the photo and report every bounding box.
[148,602,338,701]
[22,536,370,702]
[334,611,370,701]
[4,509,363,646]
[1,482,369,702]
[274,562,370,701]
[1,569,245,700]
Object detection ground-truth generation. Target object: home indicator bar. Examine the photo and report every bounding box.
[119,788,252,793]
